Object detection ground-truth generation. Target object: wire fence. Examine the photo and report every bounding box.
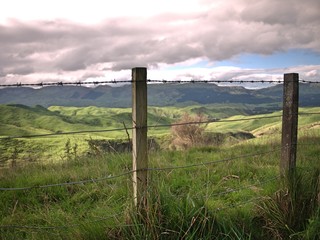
[1,79,320,88]
[0,75,319,234]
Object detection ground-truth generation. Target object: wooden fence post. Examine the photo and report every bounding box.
[132,67,148,209]
[280,73,299,177]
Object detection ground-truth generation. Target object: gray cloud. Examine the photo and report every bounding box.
[0,0,319,84]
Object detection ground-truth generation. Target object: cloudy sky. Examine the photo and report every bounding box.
[1,0,320,87]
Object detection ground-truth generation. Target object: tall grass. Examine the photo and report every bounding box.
[255,169,319,239]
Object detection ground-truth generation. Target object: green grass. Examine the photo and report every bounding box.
[0,129,319,239]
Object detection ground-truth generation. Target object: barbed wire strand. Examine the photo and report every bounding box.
[148,79,283,84]
[1,79,320,88]
[148,79,320,84]
[299,79,320,84]
[0,80,133,88]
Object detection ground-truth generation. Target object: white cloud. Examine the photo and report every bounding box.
[0,0,319,86]
[305,70,318,77]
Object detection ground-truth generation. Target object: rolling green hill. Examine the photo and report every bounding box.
[1,104,319,139]
[206,107,320,135]
[0,104,319,163]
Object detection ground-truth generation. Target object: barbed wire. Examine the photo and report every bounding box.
[149,79,319,84]
[0,80,133,88]
[147,79,283,84]
[1,79,320,88]
[299,79,320,84]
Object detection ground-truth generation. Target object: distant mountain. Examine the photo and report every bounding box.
[0,83,319,108]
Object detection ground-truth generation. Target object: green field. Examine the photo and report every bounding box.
[1,104,319,163]
[0,104,319,239]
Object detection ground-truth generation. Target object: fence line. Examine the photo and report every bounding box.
[148,79,320,84]
[1,79,320,88]
[0,80,133,88]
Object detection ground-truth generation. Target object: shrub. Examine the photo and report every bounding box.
[171,113,208,150]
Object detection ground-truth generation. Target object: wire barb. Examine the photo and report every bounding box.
[1,78,320,88]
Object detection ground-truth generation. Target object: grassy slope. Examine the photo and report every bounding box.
[207,107,320,136]
[0,103,298,139]
[0,105,99,136]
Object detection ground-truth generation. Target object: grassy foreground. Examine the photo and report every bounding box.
[0,129,319,239]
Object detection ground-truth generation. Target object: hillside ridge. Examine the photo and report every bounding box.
[0,83,319,107]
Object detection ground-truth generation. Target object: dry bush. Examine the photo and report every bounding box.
[171,113,208,150]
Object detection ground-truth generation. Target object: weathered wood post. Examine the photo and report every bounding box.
[132,67,148,209]
[280,73,299,177]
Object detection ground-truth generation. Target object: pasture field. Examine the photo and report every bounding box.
[1,105,319,163]
[0,104,319,239]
